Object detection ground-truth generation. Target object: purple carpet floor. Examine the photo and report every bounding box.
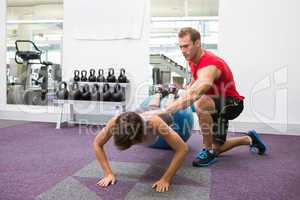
[0,122,300,200]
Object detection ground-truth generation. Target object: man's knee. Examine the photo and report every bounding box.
[194,96,216,115]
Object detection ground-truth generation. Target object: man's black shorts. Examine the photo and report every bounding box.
[192,96,244,145]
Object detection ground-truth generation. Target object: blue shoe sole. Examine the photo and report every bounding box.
[192,157,217,167]
[248,130,268,155]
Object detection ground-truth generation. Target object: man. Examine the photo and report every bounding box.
[146,27,267,167]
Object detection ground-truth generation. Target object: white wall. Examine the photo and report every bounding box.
[0,0,151,120]
[218,0,300,131]
[63,0,151,108]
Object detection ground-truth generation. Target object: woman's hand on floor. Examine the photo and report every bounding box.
[96,174,116,187]
[152,178,170,192]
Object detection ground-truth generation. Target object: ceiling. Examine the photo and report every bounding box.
[7,0,219,17]
[152,0,219,17]
[6,0,219,43]
[7,0,63,7]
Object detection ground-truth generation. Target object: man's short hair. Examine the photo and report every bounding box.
[178,27,201,43]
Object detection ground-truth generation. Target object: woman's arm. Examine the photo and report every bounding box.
[93,116,117,187]
[149,116,189,192]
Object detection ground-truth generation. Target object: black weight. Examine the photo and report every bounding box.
[118,68,129,83]
[80,84,91,100]
[91,84,100,101]
[56,81,69,100]
[88,69,97,82]
[107,68,116,83]
[97,69,106,82]
[81,70,88,82]
[74,70,80,82]
[112,83,124,102]
[69,82,81,100]
[102,83,112,101]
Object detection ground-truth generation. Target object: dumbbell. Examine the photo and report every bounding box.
[69,82,81,100]
[88,69,97,82]
[107,68,116,83]
[56,81,69,100]
[81,70,88,82]
[91,84,100,101]
[80,84,91,100]
[97,69,106,82]
[74,70,80,82]
[112,83,124,102]
[101,83,112,101]
[118,68,129,83]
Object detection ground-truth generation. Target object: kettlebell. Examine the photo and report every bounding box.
[106,68,116,83]
[74,70,80,82]
[102,83,112,101]
[118,68,128,83]
[80,84,91,101]
[69,82,81,100]
[91,84,100,101]
[88,69,97,82]
[81,70,88,82]
[112,83,124,102]
[97,69,106,82]
[56,81,69,100]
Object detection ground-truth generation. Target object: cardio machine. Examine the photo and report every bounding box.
[13,40,52,105]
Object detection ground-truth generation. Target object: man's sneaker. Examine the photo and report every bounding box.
[246,130,267,155]
[192,149,217,167]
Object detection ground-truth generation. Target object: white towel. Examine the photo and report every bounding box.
[73,0,146,40]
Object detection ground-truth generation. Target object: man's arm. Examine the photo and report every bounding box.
[185,78,195,89]
[149,116,189,192]
[93,117,117,186]
[164,65,221,114]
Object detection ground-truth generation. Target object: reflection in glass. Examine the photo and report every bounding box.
[149,17,219,91]
[6,0,63,106]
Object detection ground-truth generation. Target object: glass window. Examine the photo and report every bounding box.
[150,0,219,90]
[6,0,63,106]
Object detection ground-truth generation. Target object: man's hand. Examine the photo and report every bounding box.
[96,174,116,187]
[184,82,192,89]
[152,179,170,192]
[142,109,168,118]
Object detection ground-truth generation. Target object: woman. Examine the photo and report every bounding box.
[93,93,189,193]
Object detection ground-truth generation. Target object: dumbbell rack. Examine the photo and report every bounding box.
[54,81,130,129]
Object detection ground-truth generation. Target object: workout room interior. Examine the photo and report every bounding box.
[0,0,299,200]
